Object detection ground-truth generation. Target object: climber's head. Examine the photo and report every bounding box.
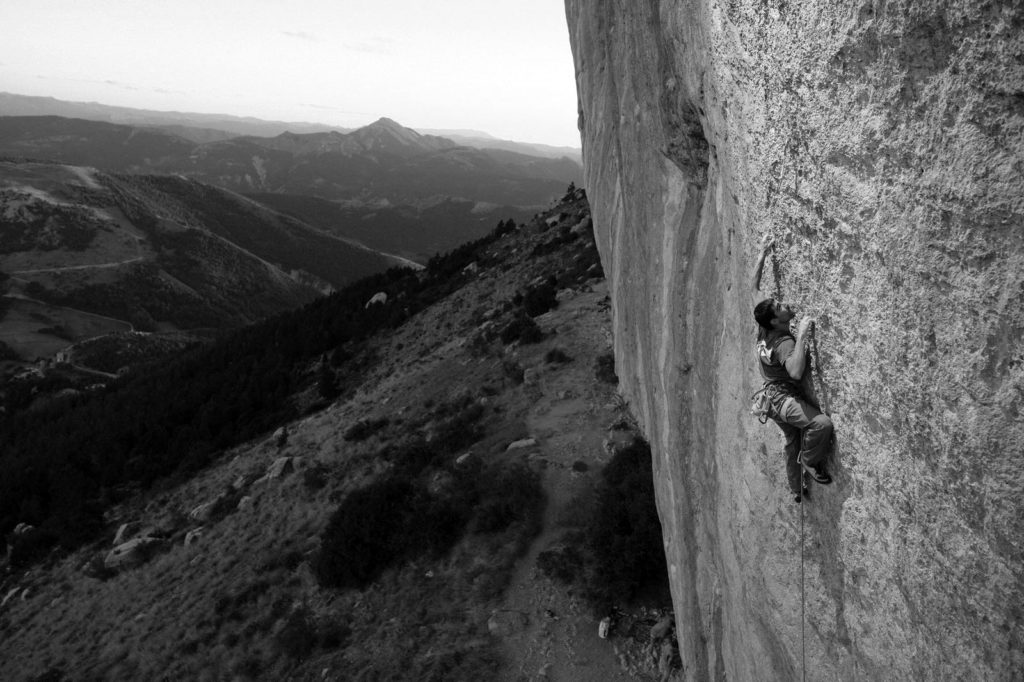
[754,298,794,331]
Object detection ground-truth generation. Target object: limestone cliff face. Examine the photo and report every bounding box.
[565,1,1023,679]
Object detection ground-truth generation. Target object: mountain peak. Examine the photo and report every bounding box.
[349,117,454,154]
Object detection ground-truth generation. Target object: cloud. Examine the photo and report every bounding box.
[104,79,139,91]
[282,30,316,41]
[343,37,395,55]
[34,74,186,96]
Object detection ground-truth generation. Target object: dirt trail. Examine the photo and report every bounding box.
[493,283,643,681]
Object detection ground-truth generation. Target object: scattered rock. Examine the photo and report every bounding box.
[523,368,540,386]
[113,521,142,547]
[455,452,477,469]
[272,426,288,447]
[650,614,673,641]
[599,616,612,639]
[463,262,480,275]
[188,501,218,524]
[266,456,297,480]
[184,528,205,547]
[1,587,20,610]
[237,496,254,512]
[13,523,34,536]
[233,472,259,491]
[506,438,537,451]
[365,291,388,308]
[104,537,165,572]
[571,217,592,235]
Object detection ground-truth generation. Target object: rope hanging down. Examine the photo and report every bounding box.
[800,491,806,681]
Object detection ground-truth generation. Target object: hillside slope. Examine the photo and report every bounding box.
[0,116,580,208]
[0,161,399,359]
[0,190,675,681]
[566,1,1023,680]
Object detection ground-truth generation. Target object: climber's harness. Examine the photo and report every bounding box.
[750,381,799,423]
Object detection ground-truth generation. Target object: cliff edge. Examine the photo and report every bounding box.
[565,1,1023,679]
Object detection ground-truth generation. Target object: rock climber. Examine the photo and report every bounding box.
[751,234,833,502]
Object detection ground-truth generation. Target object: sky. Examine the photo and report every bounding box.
[1,0,581,148]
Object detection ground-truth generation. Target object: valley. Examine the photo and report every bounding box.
[0,190,673,681]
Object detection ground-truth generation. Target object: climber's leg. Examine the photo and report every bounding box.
[776,397,833,483]
[775,420,803,495]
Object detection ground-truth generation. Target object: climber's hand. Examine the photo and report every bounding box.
[798,316,815,336]
[761,233,775,252]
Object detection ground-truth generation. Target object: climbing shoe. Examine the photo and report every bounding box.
[802,463,832,485]
[793,485,810,503]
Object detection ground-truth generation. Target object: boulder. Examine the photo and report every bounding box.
[1,587,20,610]
[364,291,388,308]
[265,456,296,480]
[184,527,205,547]
[104,537,165,572]
[188,501,218,524]
[570,217,592,235]
[113,521,142,547]
[650,615,673,641]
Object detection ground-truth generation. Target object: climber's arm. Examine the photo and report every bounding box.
[751,234,774,296]
[783,317,815,380]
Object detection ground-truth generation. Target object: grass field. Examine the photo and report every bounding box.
[0,296,131,360]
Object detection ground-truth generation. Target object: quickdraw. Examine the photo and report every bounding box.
[750,382,794,424]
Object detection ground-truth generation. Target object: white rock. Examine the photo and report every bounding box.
[104,537,164,572]
[365,291,388,308]
[185,528,205,547]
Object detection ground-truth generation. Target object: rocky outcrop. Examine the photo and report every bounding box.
[105,537,165,572]
[565,1,1023,680]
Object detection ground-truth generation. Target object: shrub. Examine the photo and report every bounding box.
[534,437,667,616]
[275,606,316,660]
[315,471,475,590]
[500,315,543,345]
[502,358,524,384]
[302,463,329,491]
[521,281,557,317]
[470,463,544,535]
[536,534,586,585]
[594,352,618,384]
[544,348,573,364]
[315,477,417,589]
[581,438,666,613]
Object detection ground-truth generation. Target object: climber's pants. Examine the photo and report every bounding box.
[773,397,833,493]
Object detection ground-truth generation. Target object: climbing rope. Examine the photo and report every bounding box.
[800,489,806,681]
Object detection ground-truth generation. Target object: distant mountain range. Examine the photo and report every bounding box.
[0,92,581,162]
[0,161,407,360]
[0,114,578,207]
[0,94,581,363]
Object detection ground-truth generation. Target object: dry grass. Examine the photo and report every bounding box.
[0,193,633,681]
